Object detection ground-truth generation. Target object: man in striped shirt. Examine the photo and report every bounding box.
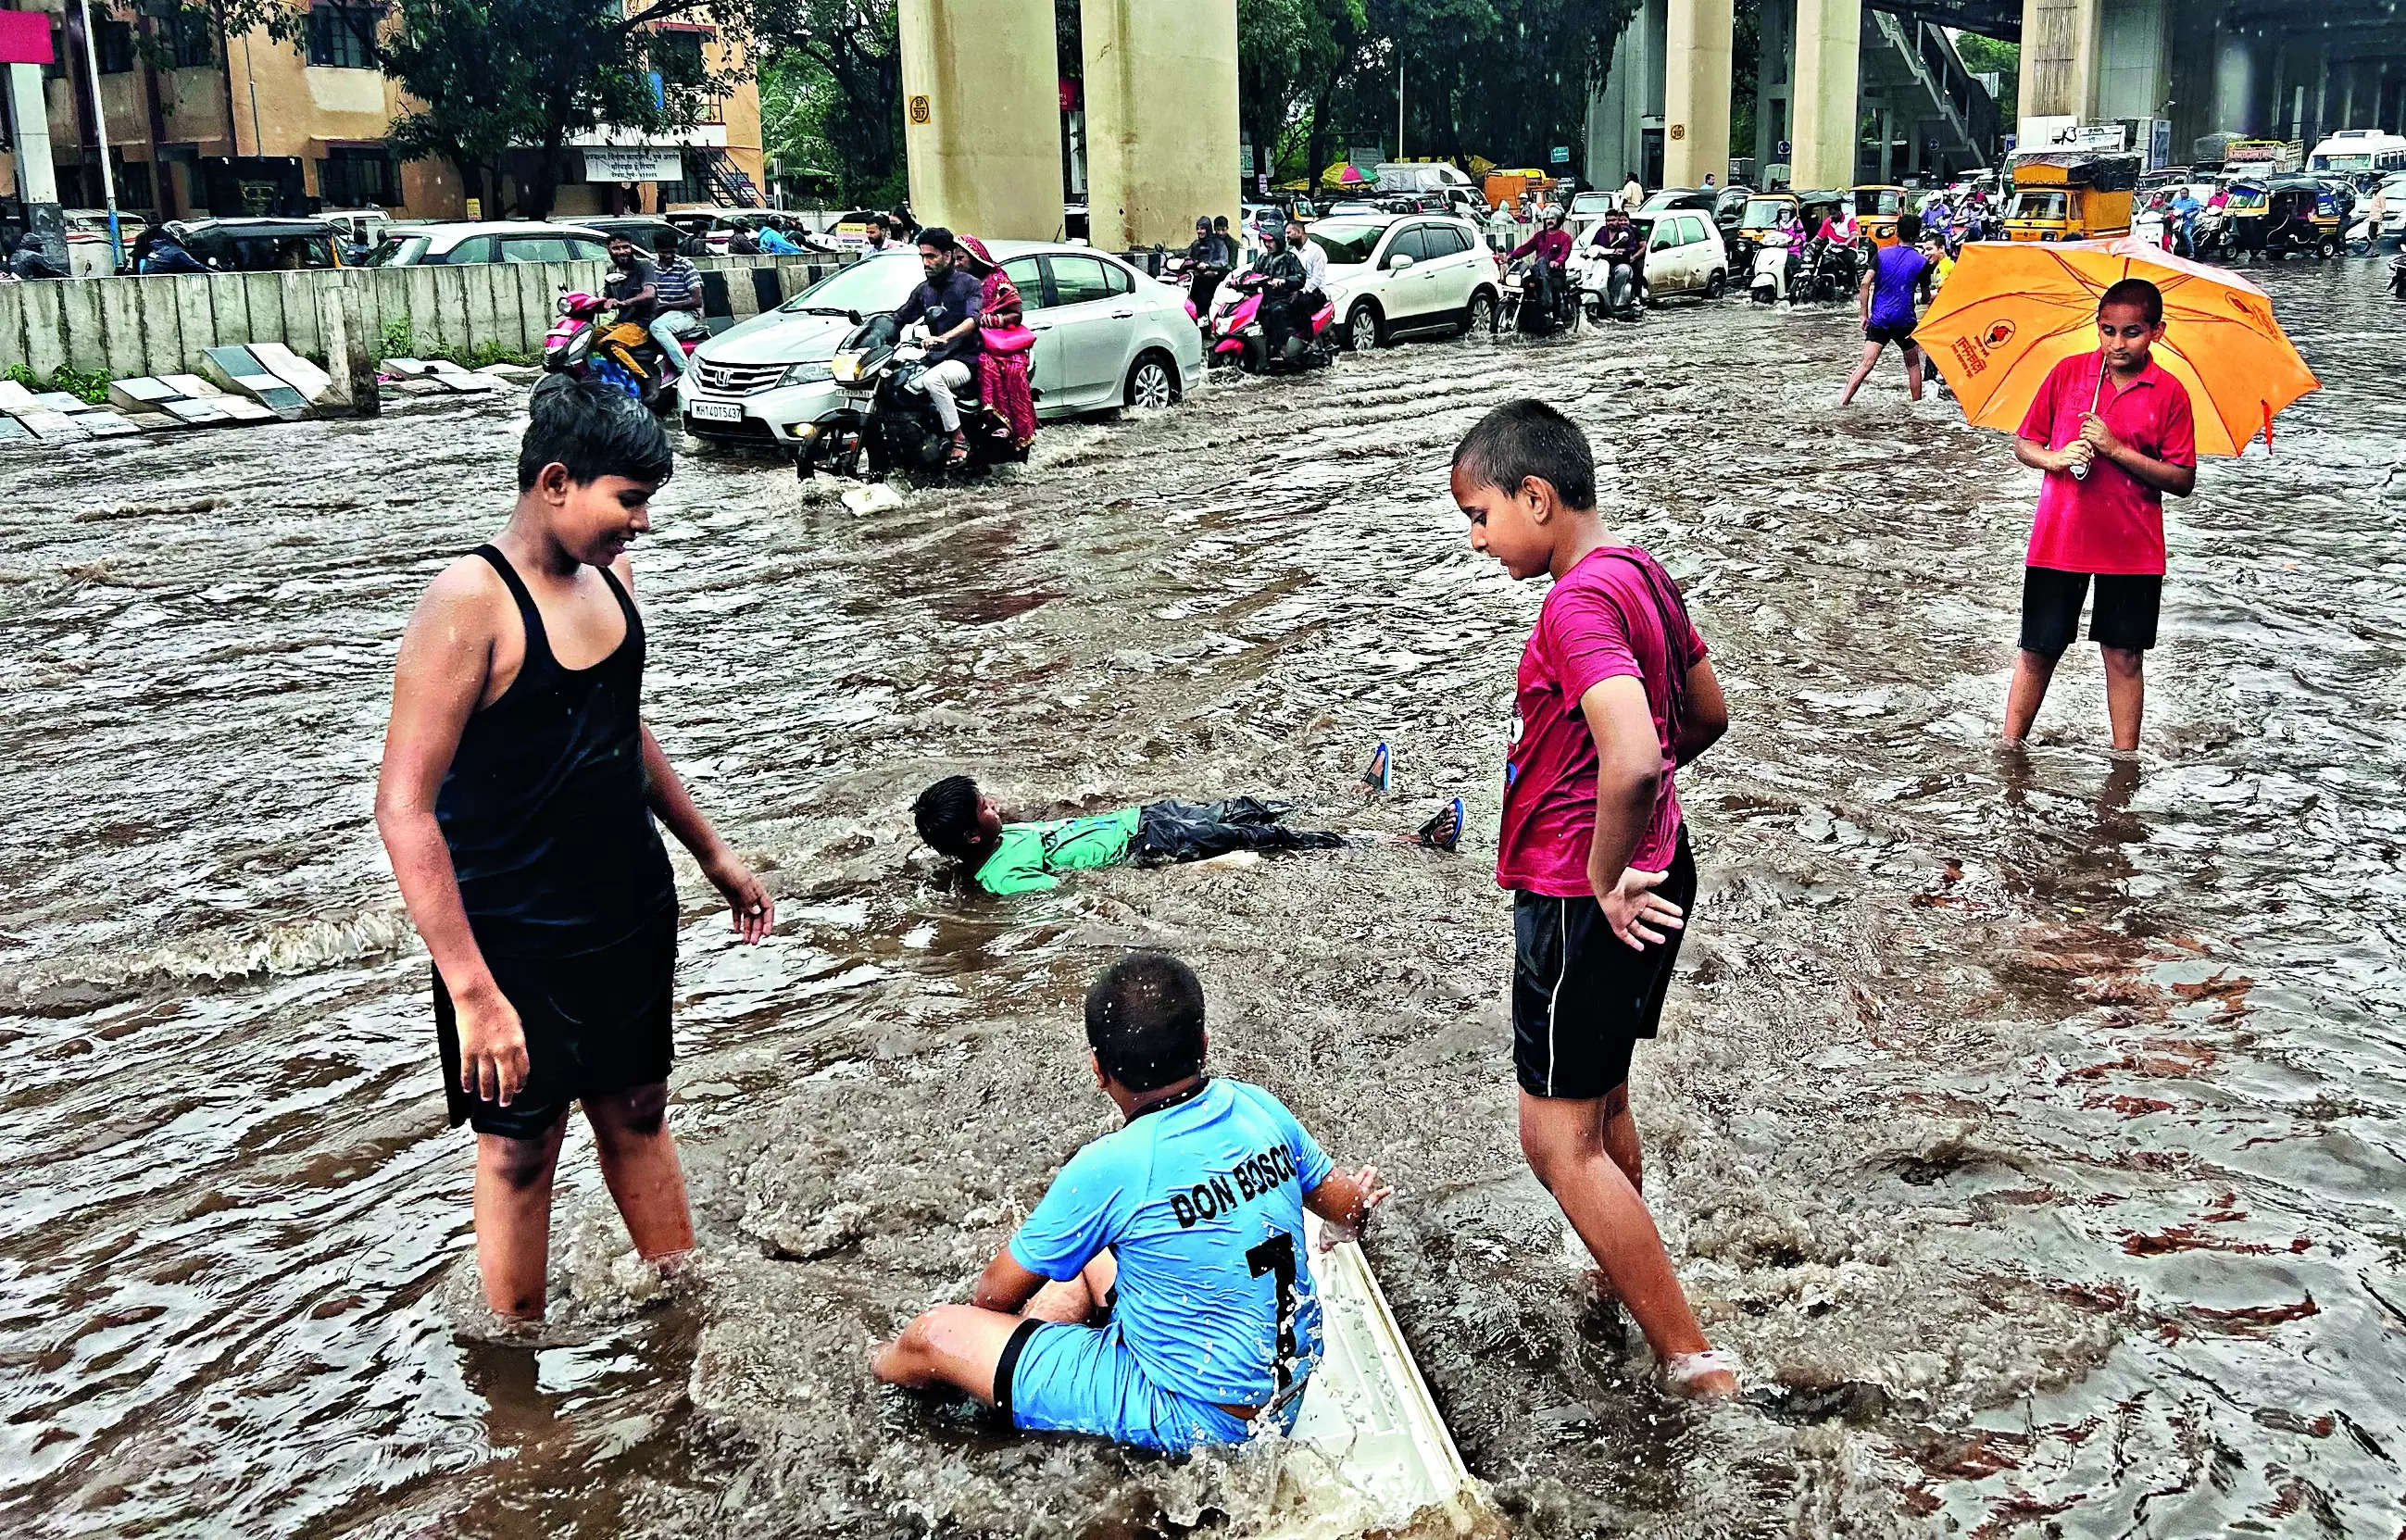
[647,232,705,382]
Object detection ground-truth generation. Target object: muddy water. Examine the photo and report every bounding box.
[3,259,2400,1538]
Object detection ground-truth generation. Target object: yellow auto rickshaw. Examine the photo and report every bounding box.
[2004,154,2140,242]
[2229,176,2344,260]
[1853,184,1909,244]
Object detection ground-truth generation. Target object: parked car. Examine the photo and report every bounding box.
[166,217,343,271]
[571,216,708,257]
[62,208,122,276]
[1323,200,1384,217]
[676,243,1203,447]
[362,220,613,266]
[1296,213,1502,348]
[1631,209,1729,300]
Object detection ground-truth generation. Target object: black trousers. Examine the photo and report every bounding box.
[1132,799,1346,864]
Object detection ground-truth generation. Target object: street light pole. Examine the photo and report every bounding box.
[77,0,122,269]
[1397,60,1405,160]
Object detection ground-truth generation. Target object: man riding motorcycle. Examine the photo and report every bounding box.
[1233,225,1310,356]
[1587,207,1648,307]
[889,225,985,466]
[1287,218,1328,323]
[1508,207,1575,330]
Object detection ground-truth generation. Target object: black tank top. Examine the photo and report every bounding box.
[435,545,674,958]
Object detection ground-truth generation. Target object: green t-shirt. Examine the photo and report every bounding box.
[973,808,1142,895]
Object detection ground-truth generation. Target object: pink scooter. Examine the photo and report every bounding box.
[1208,283,1337,375]
[541,289,698,408]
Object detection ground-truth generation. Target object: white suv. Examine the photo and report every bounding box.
[1294,214,1502,349]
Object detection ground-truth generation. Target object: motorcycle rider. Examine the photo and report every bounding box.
[890,226,985,466]
[1287,217,1328,319]
[1508,207,1574,328]
[1234,223,1308,356]
[1183,215,1230,317]
[645,231,705,384]
[602,235,661,350]
[1588,206,1648,307]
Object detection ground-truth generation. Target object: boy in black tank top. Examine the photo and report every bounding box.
[376,376,773,1324]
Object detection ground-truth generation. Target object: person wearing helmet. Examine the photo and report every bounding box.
[1508,206,1575,328]
[1234,222,1308,356]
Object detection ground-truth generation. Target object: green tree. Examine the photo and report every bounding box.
[752,0,904,208]
[208,0,743,219]
[1955,31,2018,138]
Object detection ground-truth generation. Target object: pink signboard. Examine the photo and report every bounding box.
[0,11,54,65]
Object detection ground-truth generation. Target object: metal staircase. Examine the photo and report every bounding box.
[1864,6,1999,173]
[696,148,764,208]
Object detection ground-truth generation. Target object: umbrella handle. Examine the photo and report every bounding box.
[2070,357,2109,481]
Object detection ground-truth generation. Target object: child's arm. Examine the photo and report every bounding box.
[1673,657,1728,768]
[1580,677,1684,950]
[375,565,526,1103]
[2013,433,2089,476]
[2077,415,2198,497]
[970,1251,1051,1313]
[615,558,773,944]
[1305,1164,1393,1249]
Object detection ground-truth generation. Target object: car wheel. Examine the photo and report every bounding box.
[1347,302,1385,351]
[1704,269,1726,299]
[1461,289,1497,334]
[1124,351,1178,410]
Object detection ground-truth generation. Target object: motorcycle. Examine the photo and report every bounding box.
[2390,250,2406,297]
[1209,281,1336,374]
[1495,257,1576,335]
[1795,239,1859,305]
[541,289,694,409]
[1749,238,1793,305]
[1159,253,1229,329]
[1568,245,1643,324]
[796,314,1034,481]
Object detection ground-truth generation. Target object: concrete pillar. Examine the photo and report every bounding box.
[1753,0,1789,173]
[1788,0,1858,191]
[897,0,1065,241]
[2019,0,2101,123]
[1587,0,1662,189]
[2213,29,2259,136]
[1663,0,1732,188]
[1081,0,1237,253]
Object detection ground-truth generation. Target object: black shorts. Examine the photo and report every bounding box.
[1864,320,1918,347]
[1510,829,1696,1100]
[434,910,678,1140]
[2018,566,2162,658]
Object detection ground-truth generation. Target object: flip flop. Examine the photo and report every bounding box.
[1417,796,1464,853]
[1360,741,1393,795]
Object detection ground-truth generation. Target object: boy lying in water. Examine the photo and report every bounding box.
[913,752,1461,897]
[871,951,1390,1450]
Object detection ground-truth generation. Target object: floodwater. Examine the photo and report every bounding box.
[3,257,2400,1539]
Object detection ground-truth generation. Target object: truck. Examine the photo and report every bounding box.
[2004,153,2140,243]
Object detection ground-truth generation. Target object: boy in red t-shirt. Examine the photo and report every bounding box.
[2004,278,2198,751]
[1449,400,1738,1399]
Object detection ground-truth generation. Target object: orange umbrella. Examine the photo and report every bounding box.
[1912,236,2319,457]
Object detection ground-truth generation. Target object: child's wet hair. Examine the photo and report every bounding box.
[1084,952,1207,1092]
[2098,277,2164,328]
[518,373,674,492]
[1896,211,1922,245]
[1451,398,1597,510]
[912,774,984,858]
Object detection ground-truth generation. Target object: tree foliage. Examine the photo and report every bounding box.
[208,0,745,218]
[751,0,904,208]
[1953,32,2019,134]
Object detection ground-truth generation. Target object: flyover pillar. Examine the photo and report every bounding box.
[1662,0,1733,189]
[1788,0,1861,190]
[1081,0,1239,252]
[2020,0,2102,123]
[897,0,1065,241]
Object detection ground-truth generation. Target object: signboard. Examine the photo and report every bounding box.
[1549,145,1569,164]
[1351,144,1384,170]
[1239,143,1255,175]
[582,146,683,182]
[0,9,54,62]
[2149,118,2172,169]
[1777,139,1791,157]
[909,94,930,125]
[1058,78,1078,112]
[2017,116,2126,156]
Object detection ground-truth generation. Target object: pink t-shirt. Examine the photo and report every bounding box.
[2017,350,2197,577]
[1497,546,1708,897]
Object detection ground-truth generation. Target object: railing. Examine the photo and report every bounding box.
[1866,6,1998,165]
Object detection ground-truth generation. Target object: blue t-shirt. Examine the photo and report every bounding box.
[1868,244,1928,332]
[1009,1078,1335,1408]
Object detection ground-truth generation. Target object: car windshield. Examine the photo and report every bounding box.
[778,250,921,314]
[1740,200,1792,230]
[363,235,430,267]
[1639,190,1698,211]
[1863,189,1906,214]
[1570,193,1617,215]
[2010,191,2069,220]
[2227,189,2269,212]
[1307,220,1386,265]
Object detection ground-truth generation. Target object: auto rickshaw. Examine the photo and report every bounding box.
[2003,154,2138,242]
[2228,175,2343,260]
[1852,184,1909,244]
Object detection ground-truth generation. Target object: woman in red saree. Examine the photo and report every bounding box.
[957,235,1037,451]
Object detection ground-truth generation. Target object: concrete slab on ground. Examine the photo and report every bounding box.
[120,413,182,432]
[0,381,38,414]
[246,344,334,403]
[76,413,144,438]
[19,411,89,442]
[29,392,89,413]
[476,363,543,382]
[159,374,226,399]
[160,398,231,424]
[199,346,311,416]
[380,357,435,377]
[212,397,277,423]
[0,417,30,443]
[106,377,185,411]
[432,372,502,393]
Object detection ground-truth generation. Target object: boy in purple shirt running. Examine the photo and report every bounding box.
[1838,212,1933,406]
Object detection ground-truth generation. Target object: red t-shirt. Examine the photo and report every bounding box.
[2016,350,2197,576]
[1497,547,1708,897]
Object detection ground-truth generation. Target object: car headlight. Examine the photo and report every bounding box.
[783,360,832,386]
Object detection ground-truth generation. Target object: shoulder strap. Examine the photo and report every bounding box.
[595,561,640,628]
[473,544,545,632]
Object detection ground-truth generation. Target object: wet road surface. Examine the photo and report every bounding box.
[2,257,2401,1538]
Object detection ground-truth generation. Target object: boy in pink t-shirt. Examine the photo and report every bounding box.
[1450,399,1737,1399]
[2004,278,2198,751]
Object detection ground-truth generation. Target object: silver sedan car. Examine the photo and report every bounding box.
[677,242,1204,448]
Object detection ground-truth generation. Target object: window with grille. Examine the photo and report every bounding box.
[321,147,399,207]
[169,9,215,68]
[307,5,376,69]
[98,19,136,72]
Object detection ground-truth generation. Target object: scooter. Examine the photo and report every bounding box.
[1209,282,1336,374]
[796,314,1034,481]
[541,289,695,409]
[1568,246,1642,324]
[1749,239,1793,305]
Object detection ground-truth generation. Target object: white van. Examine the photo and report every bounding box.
[2308,130,2406,179]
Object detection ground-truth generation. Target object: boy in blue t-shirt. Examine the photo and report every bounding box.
[871,952,1391,1452]
[1838,210,1934,407]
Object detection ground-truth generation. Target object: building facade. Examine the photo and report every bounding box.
[0,0,763,221]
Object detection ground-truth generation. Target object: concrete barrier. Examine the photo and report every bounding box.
[0,253,851,384]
